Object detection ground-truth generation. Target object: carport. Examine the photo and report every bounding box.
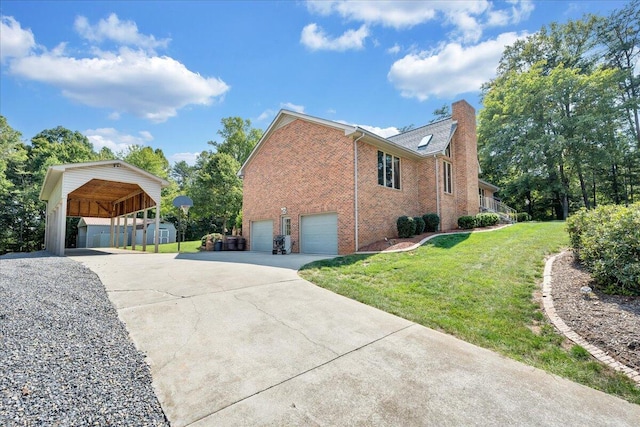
[39,160,170,255]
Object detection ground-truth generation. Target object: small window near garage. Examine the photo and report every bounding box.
[282,217,291,236]
[377,150,401,189]
[444,161,453,194]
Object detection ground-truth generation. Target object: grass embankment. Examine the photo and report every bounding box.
[128,240,202,253]
[299,222,640,404]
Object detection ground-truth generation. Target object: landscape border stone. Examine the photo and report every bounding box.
[542,252,640,386]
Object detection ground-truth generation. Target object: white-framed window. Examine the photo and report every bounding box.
[444,161,453,194]
[281,217,291,236]
[377,150,401,189]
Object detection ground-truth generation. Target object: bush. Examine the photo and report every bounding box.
[422,213,440,232]
[475,212,500,227]
[397,216,417,238]
[458,216,476,229]
[201,233,224,246]
[413,216,426,234]
[566,203,640,295]
[516,212,531,222]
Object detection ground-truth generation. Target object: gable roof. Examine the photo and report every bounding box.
[238,110,458,177]
[39,159,170,202]
[387,117,457,156]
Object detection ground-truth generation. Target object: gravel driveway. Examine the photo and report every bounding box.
[0,252,168,426]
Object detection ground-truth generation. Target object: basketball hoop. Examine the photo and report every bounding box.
[172,195,194,252]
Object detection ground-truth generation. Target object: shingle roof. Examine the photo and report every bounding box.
[387,117,457,156]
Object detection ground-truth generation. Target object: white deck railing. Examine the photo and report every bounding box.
[479,195,517,222]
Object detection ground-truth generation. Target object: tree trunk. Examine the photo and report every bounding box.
[577,168,590,209]
[611,163,621,204]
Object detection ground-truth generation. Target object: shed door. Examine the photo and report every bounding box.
[301,213,338,254]
[251,220,273,252]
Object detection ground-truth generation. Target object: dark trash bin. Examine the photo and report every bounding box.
[214,240,223,251]
[227,236,238,251]
[237,237,246,251]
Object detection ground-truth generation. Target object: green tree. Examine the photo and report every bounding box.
[120,145,170,179]
[171,160,196,191]
[190,151,242,234]
[479,15,633,219]
[208,117,263,165]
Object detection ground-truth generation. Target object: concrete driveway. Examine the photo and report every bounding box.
[69,249,640,426]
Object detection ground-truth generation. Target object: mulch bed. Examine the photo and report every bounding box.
[550,251,640,373]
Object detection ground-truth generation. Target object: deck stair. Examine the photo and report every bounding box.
[479,196,517,223]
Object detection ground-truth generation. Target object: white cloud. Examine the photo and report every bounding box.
[74,14,170,52]
[301,23,369,51]
[360,125,399,138]
[84,127,154,152]
[9,46,229,123]
[336,120,398,138]
[388,32,525,100]
[387,44,401,55]
[4,15,229,122]
[280,102,305,113]
[0,16,36,62]
[305,1,534,43]
[169,152,199,165]
[257,109,275,121]
[306,1,437,29]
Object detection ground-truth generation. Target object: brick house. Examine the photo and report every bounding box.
[239,99,502,255]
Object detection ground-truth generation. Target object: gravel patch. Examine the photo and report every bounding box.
[0,252,168,426]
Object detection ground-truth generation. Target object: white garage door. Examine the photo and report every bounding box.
[301,213,338,254]
[251,220,273,252]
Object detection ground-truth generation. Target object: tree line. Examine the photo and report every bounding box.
[0,116,261,254]
[478,1,640,220]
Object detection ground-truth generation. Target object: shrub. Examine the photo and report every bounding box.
[458,216,476,229]
[397,216,417,238]
[422,213,440,232]
[566,203,640,295]
[516,212,531,222]
[475,212,500,227]
[413,216,426,234]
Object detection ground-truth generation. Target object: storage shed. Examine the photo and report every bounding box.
[39,160,170,255]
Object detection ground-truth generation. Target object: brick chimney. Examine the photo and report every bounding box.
[451,100,479,218]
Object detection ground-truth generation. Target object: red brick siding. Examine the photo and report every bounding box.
[356,141,422,249]
[242,119,355,254]
[243,100,482,253]
[451,100,479,222]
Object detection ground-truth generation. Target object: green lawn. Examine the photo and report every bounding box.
[299,222,640,404]
[127,239,202,253]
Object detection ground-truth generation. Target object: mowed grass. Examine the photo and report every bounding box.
[299,222,640,404]
[128,239,202,253]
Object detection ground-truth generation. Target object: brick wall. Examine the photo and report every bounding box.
[451,100,479,223]
[242,100,481,253]
[356,141,422,249]
[242,118,355,254]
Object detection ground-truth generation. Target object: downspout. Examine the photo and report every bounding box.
[353,131,365,252]
[434,154,441,228]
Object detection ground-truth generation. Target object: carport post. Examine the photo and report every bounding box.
[116,216,121,248]
[154,205,160,253]
[110,217,115,248]
[131,215,136,251]
[56,197,67,256]
[123,215,128,249]
[142,209,148,252]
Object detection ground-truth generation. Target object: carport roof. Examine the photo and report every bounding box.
[39,160,170,202]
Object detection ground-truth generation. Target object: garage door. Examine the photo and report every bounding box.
[251,220,273,252]
[301,213,338,254]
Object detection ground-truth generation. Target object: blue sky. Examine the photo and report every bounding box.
[0,1,630,165]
